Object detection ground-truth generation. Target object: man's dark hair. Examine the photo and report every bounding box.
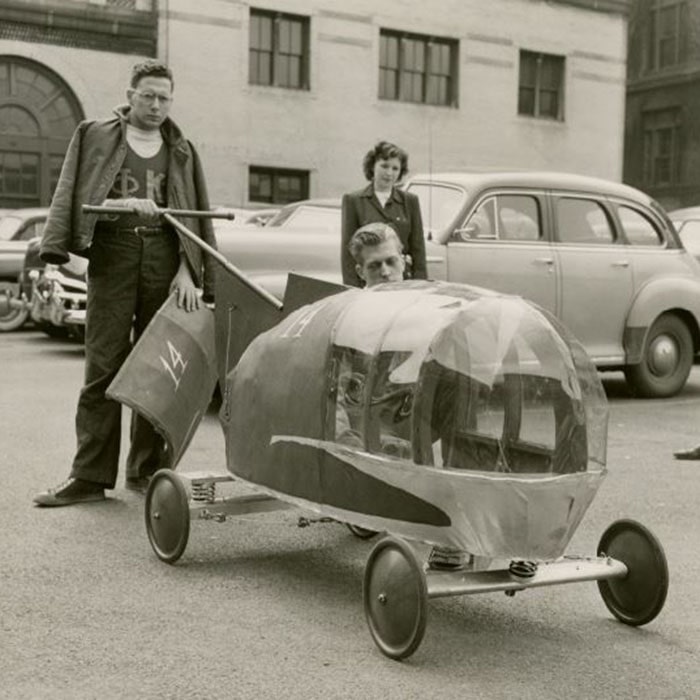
[130,60,174,89]
[362,140,409,181]
[349,222,403,263]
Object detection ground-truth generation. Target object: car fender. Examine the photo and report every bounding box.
[624,275,700,363]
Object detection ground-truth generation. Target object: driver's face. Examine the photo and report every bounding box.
[356,241,405,287]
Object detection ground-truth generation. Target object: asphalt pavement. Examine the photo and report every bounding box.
[1,327,699,699]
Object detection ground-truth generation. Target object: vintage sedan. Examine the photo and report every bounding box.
[402,171,700,398]
[219,171,700,398]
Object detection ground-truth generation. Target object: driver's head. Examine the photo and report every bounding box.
[349,223,405,287]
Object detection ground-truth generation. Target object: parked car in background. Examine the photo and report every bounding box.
[212,206,280,227]
[668,206,700,262]
[21,236,87,341]
[0,207,48,331]
[264,198,341,229]
[402,171,700,398]
[219,171,700,398]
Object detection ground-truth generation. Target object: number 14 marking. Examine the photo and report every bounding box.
[159,340,189,390]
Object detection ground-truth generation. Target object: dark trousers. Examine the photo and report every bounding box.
[70,229,180,487]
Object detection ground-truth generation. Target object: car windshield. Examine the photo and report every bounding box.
[267,205,340,230]
[405,183,467,238]
[0,215,22,241]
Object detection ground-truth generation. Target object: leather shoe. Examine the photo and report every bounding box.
[673,446,700,460]
[34,477,105,507]
[125,476,152,494]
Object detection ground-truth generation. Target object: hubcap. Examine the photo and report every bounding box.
[648,334,678,377]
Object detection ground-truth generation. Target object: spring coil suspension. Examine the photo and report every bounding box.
[509,559,538,579]
[191,480,216,504]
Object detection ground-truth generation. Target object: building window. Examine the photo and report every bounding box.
[249,9,309,89]
[648,1,688,71]
[379,30,458,106]
[643,109,681,186]
[249,166,309,204]
[518,51,565,120]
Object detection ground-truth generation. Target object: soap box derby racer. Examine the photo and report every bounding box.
[99,206,669,661]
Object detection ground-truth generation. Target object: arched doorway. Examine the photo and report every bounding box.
[0,56,84,208]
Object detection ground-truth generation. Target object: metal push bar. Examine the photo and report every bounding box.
[81,204,284,311]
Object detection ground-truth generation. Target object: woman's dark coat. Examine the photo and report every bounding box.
[341,184,427,287]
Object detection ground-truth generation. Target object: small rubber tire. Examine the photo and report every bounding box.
[597,519,669,626]
[363,536,428,660]
[624,314,693,398]
[346,523,379,540]
[0,282,29,332]
[145,470,190,565]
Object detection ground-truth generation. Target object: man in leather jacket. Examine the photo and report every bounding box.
[34,60,217,507]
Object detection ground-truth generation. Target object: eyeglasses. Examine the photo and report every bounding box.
[132,90,173,106]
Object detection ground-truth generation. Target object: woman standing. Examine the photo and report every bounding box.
[341,141,426,287]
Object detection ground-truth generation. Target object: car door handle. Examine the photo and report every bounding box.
[611,261,630,268]
[533,257,554,265]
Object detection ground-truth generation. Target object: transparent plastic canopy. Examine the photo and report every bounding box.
[330,282,608,477]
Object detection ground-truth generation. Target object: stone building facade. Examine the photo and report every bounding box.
[0,0,629,208]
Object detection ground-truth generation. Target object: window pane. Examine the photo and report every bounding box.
[539,89,558,118]
[386,36,399,68]
[618,206,663,247]
[462,198,496,239]
[277,54,290,87]
[407,183,466,236]
[3,152,21,194]
[519,52,537,87]
[556,199,614,244]
[21,154,38,194]
[251,14,273,51]
[288,56,301,88]
[379,69,397,99]
[497,195,541,241]
[289,21,302,55]
[518,87,535,115]
[539,56,561,89]
[278,20,290,53]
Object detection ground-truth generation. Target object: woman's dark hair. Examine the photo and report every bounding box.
[362,141,409,182]
[131,60,174,89]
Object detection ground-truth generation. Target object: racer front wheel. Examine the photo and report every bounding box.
[363,536,427,660]
[597,519,668,626]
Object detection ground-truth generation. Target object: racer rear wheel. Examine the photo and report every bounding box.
[363,536,427,660]
[597,519,668,626]
[145,470,190,564]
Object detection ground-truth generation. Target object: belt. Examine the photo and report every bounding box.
[100,225,169,237]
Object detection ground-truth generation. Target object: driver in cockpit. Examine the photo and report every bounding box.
[335,224,411,454]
